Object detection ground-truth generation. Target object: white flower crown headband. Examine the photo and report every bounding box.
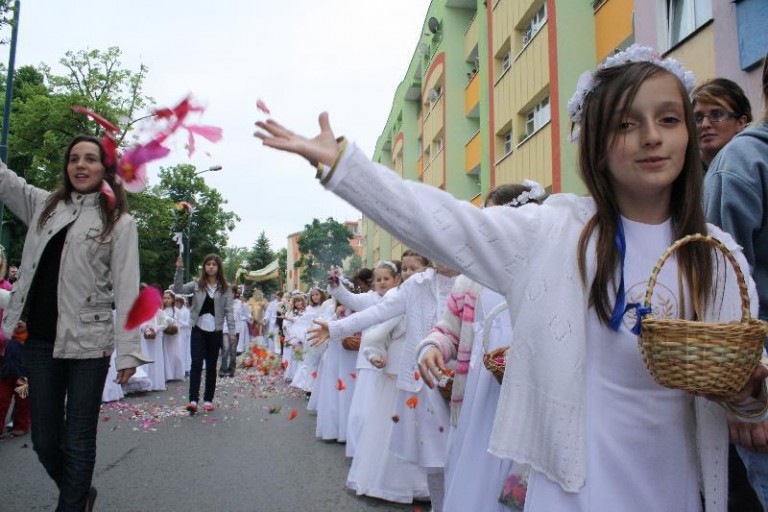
[566,44,696,135]
[504,179,546,207]
[376,260,399,274]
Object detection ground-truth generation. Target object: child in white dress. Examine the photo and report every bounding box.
[256,46,768,511]
[140,307,175,391]
[162,290,185,381]
[325,261,401,458]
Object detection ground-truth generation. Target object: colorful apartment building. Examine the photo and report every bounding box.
[361,0,767,266]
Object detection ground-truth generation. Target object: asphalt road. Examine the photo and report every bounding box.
[0,367,422,512]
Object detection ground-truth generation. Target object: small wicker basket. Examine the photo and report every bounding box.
[342,333,361,351]
[481,302,511,385]
[637,234,768,397]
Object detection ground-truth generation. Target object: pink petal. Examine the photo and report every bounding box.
[185,125,223,143]
[71,105,121,133]
[154,95,204,122]
[101,134,118,167]
[187,130,196,157]
[125,286,162,330]
[256,99,271,115]
[100,180,116,210]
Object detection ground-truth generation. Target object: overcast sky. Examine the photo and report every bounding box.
[9,0,430,252]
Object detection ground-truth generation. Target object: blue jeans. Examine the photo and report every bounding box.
[189,327,222,403]
[737,445,768,508]
[24,337,109,512]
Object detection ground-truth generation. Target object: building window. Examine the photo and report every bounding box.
[524,97,551,138]
[503,130,513,155]
[735,0,768,70]
[523,3,547,46]
[667,0,712,48]
[435,137,444,154]
[501,51,512,73]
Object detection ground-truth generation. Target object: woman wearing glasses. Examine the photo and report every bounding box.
[692,78,752,169]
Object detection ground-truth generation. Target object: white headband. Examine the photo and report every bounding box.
[567,44,696,131]
[376,260,398,274]
[504,179,546,207]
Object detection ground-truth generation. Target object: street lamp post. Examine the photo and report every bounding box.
[183,164,222,280]
[0,0,22,245]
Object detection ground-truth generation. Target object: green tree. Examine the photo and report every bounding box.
[296,218,354,286]
[222,246,250,284]
[157,164,239,281]
[276,247,287,294]
[0,47,152,262]
[344,253,363,276]
[245,231,279,296]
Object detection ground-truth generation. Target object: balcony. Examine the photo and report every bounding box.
[465,130,481,175]
[465,72,480,118]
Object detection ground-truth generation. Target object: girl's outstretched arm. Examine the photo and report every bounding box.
[255,113,340,167]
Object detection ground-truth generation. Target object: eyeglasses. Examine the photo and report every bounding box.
[694,109,740,125]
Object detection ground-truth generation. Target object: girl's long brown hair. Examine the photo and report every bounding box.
[38,135,128,239]
[197,253,229,292]
[576,62,712,325]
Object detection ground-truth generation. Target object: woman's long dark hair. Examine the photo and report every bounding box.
[37,135,128,239]
[197,253,229,292]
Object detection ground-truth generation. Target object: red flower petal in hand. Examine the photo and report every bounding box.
[312,371,318,379]
[100,180,116,211]
[71,105,121,133]
[125,286,162,330]
[405,396,419,409]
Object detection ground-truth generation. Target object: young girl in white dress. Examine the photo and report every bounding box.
[418,182,544,512]
[345,251,431,503]
[235,293,253,353]
[162,290,185,381]
[311,298,348,441]
[312,261,456,511]
[256,45,768,512]
[282,294,306,382]
[140,307,175,391]
[290,288,329,392]
[326,262,401,458]
[175,295,192,375]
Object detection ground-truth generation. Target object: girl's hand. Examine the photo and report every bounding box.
[418,347,446,389]
[370,356,385,369]
[711,365,768,404]
[255,113,340,167]
[308,319,330,346]
[176,256,183,269]
[115,368,136,385]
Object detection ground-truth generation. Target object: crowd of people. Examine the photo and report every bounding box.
[1,44,767,512]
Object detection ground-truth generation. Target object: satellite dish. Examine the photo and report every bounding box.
[428,17,440,35]
[417,43,430,56]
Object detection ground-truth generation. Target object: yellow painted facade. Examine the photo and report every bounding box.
[594,0,633,61]
[465,130,481,174]
[668,23,716,85]
[491,0,553,190]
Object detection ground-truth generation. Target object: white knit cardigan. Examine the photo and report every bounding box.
[318,142,765,510]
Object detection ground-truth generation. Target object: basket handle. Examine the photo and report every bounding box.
[483,302,509,354]
[643,233,752,323]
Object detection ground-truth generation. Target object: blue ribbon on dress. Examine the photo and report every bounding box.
[609,217,652,334]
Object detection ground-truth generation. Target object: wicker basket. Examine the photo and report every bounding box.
[481,302,511,384]
[638,234,768,397]
[342,333,361,351]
